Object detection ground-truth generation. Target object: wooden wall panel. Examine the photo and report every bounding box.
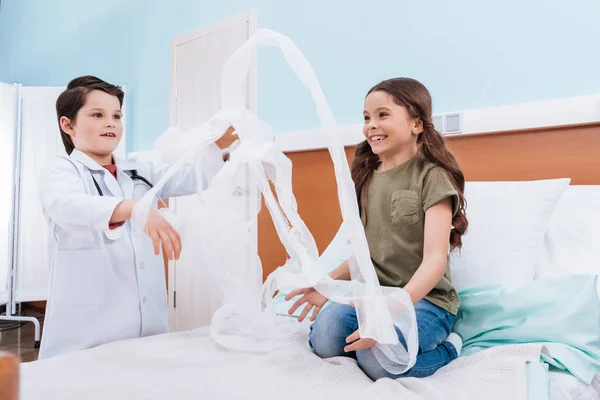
[258,122,600,278]
[257,147,354,281]
[447,123,600,184]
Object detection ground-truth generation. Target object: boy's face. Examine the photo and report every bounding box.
[64,90,123,161]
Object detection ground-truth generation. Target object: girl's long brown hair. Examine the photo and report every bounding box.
[351,78,468,251]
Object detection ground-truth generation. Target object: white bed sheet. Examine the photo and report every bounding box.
[21,321,598,400]
[550,371,600,400]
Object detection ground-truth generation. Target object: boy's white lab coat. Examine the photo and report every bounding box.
[38,148,224,359]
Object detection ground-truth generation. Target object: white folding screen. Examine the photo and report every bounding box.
[0,83,18,306]
[15,87,66,302]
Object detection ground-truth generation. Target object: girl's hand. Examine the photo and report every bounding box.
[343,300,377,352]
[344,329,377,352]
[146,208,181,260]
[285,287,328,322]
[215,125,239,149]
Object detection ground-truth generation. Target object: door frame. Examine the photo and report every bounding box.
[167,10,258,330]
[169,10,258,126]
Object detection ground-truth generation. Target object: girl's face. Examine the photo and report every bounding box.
[362,90,422,157]
[61,90,123,161]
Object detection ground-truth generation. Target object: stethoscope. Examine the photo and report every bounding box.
[91,169,153,196]
[91,170,155,240]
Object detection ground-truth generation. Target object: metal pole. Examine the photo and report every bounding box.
[9,83,23,317]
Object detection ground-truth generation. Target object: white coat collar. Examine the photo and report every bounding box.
[113,156,139,200]
[70,149,139,199]
[69,149,104,171]
[70,149,138,172]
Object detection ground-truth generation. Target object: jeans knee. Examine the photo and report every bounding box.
[309,303,357,359]
[309,331,342,359]
[356,349,392,381]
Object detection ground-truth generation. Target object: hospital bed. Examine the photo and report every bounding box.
[18,121,600,400]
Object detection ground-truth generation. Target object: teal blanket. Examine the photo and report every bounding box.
[454,274,600,385]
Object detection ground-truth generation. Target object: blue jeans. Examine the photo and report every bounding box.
[308,300,458,380]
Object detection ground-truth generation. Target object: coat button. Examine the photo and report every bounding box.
[140,262,145,269]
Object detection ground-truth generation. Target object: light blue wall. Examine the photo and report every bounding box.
[1,0,599,152]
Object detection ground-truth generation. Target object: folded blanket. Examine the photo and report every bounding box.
[454,274,600,385]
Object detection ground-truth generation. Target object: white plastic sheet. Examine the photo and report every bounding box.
[131,29,418,374]
[15,87,65,302]
[0,83,17,306]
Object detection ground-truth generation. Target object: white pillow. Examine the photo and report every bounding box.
[537,185,600,279]
[450,178,570,290]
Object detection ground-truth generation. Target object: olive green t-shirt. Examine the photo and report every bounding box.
[362,156,460,315]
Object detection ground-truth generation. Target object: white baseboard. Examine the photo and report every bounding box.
[456,94,600,136]
[128,94,600,156]
[275,94,600,152]
[274,124,364,153]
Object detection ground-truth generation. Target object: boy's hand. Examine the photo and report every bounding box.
[215,126,239,149]
[146,208,181,260]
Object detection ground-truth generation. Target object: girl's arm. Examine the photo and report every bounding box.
[403,197,453,304]
[344,197,454,352]
[328,260,351,280]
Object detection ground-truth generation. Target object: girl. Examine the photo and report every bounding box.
[39,76,237,359]
[286,78,467,379]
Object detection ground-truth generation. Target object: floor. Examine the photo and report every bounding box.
[0,306,43,362]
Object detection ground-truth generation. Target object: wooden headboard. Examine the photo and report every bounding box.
[257,122,600,280]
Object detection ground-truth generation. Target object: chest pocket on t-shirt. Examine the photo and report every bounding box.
[391,190,420,226]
